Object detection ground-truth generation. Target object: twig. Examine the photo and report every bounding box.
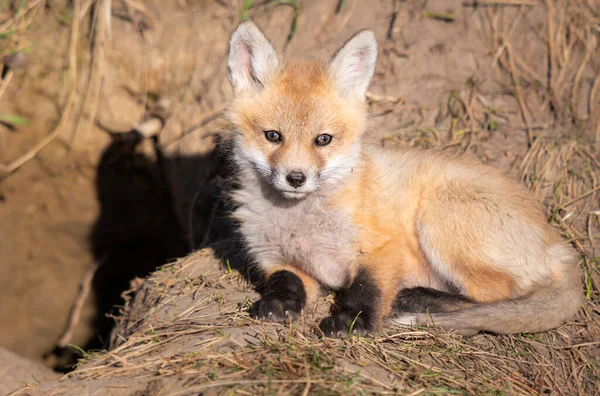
[0,69,14,101]
[552,342,600,350]
[589,212,597,250]
[463,0,537,5]
[57,254,109,348]
[335,0,355,35]
[557,186,600,210]
[122,0,149,121]
[0,0,45,34]
[300,361,311,396]
[505,42,534,146]
[513,52,544,83]
[104,0,112,43]
[70,0,108,148]
[545,0,557,115]
[315,0,340,39]
[0,68,10,156]
[571,35,592,123]
[579,147,600,169]
[366,91,405,104]
[589,72,600,143]
[491,6,524,67]
[158,107,225,148]
[386,3,399,41]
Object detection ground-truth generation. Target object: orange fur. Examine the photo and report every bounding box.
[227,21,582,336]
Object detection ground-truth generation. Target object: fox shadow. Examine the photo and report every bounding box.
[48,129,254,371]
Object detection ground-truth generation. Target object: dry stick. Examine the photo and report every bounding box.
[104,0,112,43]
[0,66,10,154]
[491,6,524,67]
[169,380,325,396]
[513,52,544,84]
[571,36,593,124]
[70,0,108,148]
[386,0,400,40]
[0,0,44,34]
[557,185,600,211]
[471,0,537,5]
[300,365,311,396]
[0,68,14,157]
[589,74,599,119]
[553,31,576,95]
[505,42,534,146]
[57,254,109,348]
[366,91,405,104]
[19,0,45,31]
[334,0,356,35]
[80,0,96,17]
[588,209,597,251]
[122,0,157,28]
[315,1,340,40]
[122,0,150,122]
[589,74,600,143]
[0,69,13,100]
[158,106,225,148]
[0,0,80,180]
[545,0,557,115]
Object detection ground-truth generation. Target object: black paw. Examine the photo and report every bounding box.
[252,270,306,323]
[253,296,302,323]
[319,312,371,338]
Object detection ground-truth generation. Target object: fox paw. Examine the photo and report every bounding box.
[253,297,302,323]
[319,313,371,338]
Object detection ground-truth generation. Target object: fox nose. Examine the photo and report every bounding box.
[286,171,306,188]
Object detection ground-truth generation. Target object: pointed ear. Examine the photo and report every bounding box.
[227,21,279,95]
[329,30,377,100]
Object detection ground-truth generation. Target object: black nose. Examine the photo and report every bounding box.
[286,171,306,188]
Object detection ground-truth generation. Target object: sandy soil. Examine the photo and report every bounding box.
[0,0,598,393]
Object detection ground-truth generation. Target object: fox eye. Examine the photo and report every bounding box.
[264,130,282,143]
[315,134,333,146]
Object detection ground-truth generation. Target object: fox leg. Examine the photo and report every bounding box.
[319,243,417,337]
[253,265,320,323]
[319,267,382,337]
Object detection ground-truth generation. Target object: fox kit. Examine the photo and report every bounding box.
[225,21,582,337]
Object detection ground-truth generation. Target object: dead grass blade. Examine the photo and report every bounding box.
[0,0,81,182]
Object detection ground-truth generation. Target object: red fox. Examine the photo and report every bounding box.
[225,21,582,337]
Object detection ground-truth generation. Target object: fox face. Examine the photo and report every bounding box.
[227,22,377,199]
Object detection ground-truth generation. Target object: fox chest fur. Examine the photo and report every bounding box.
[233,181,358,288]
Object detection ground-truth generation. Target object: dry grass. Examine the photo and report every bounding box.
[0,0,128,180]
[16,243,598,394]
[0,0,80,180]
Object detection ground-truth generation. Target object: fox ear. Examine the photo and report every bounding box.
[228,21,279,95]
[329,30,377,100]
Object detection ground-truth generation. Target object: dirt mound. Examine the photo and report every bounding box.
[14,246,597,395]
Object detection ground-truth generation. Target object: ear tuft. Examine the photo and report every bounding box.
[329,30,377,100]
[228,21,279,95]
